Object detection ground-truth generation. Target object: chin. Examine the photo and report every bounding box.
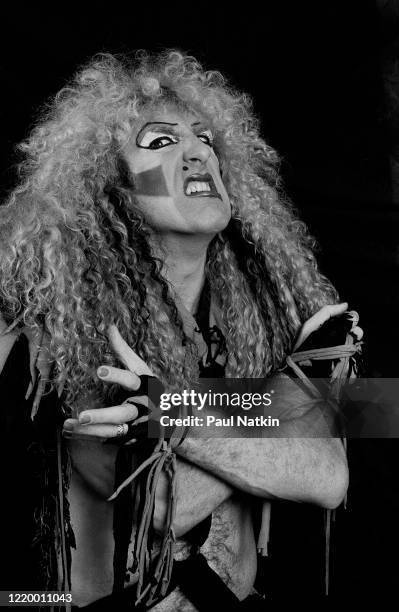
[193,205,231,231]
[189,214,230,235]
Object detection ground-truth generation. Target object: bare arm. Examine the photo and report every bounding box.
[153,456,233,537]
[176,435,347,510]
[174,374,348,510]
[155,376,348,538]
[172,304,358,508]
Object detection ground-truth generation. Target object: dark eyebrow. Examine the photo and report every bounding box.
[136,121,179,142]
[142,121,178,128]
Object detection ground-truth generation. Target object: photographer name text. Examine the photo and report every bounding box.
[160,415,280,428]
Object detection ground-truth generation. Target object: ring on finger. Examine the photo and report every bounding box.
[115,423,128,437]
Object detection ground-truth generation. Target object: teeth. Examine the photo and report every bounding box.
[185,181,212,195]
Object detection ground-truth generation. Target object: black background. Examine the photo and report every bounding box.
[1,0,399,604]
[1,1,398,374]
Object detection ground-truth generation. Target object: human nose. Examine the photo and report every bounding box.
[182,135,211,165]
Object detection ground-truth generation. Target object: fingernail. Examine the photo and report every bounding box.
[98,367,109,379]
[79,413,91,424]
[63,419,75,431]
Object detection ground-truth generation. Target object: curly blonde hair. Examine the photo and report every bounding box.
[0,50,338,411]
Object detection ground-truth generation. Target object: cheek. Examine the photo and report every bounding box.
[133,165,170,197]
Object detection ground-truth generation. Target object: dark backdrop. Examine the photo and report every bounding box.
[1,1,398,374]
[1,1,399,604]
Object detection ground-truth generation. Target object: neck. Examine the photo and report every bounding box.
[153,232,213,314]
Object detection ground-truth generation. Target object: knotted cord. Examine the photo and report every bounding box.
[107,390,188,608]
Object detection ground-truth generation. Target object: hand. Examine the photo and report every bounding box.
[62,325,153,441]
[293,303,363,352]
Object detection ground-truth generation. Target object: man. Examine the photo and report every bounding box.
[0,51,350,610]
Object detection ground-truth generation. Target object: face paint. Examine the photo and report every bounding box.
[133,166,170,197]
[122,108,231,235]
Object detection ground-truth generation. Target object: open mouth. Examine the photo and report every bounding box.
[183,173,222,200]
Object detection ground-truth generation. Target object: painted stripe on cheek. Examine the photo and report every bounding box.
[133,166,170,197]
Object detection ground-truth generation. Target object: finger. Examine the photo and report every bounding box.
[63,418,79,430]
[108,325,153,376]
[310,303,348,328]
[294,303,348,350]
[346,310,359,327]
[97,365,141,390]
[77,403,139,426]
[351,325,364,341]
[63,422,129,439]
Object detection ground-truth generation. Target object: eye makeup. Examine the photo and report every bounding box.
[136,122,178,148]
[138,132,179,150]
[136,121,214,150]
[196,129,214,147]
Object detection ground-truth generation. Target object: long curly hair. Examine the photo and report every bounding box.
[0,50,338,412]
